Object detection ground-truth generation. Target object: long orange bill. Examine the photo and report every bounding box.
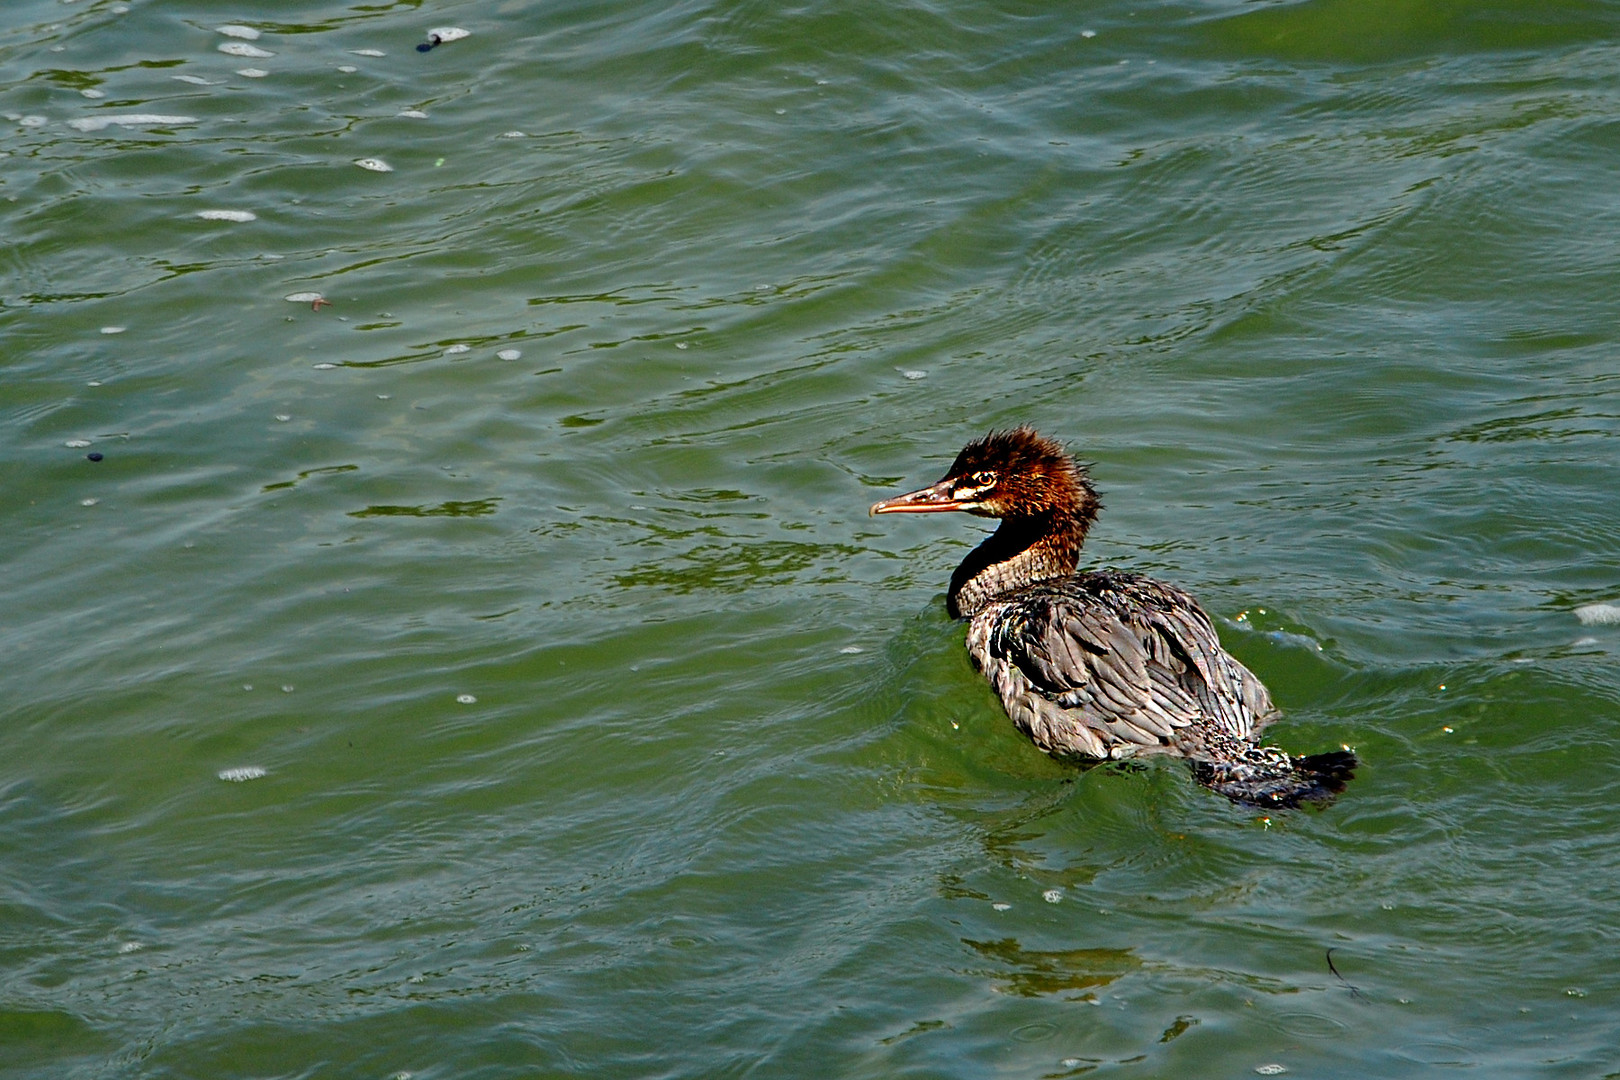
[870,480,966,516]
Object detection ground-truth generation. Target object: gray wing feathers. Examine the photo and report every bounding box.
[976,575,1268,760]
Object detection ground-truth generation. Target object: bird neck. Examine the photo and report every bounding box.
[947,509,1087,618]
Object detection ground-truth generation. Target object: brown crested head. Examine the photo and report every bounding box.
[870,425,1100,525]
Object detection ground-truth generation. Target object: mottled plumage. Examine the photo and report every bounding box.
[872,427,1354,808]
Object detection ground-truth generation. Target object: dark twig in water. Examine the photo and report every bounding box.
[417,33,442,52]
[1326,948,1365,1000]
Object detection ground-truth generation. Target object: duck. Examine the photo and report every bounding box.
[870,426,1355,807]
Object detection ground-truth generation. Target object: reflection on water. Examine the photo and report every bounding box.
[962,937,1140,998]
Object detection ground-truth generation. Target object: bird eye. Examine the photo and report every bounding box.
[971,470,996,486]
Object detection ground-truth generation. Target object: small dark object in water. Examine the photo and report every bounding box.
[870,426,1356,808]
[87,452,103,462]
[417,33,442,52]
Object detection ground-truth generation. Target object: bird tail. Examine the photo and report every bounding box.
[1192,748,1358,809]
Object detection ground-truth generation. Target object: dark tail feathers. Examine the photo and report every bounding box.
[1192,748,1358,809]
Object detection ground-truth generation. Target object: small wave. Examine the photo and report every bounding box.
[1575,603,1620,626]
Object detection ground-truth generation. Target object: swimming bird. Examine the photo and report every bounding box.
[870,427,1354,807]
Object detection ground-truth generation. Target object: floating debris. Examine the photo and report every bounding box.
[236,68,269,78]
[285,291,325,305]
[18,116,46,128]
[68,113,198,132]
[456,694,477,704]
[418,26,470,51]
[1042,889,1063,904]
[81,88,105,99]
[81,498,99,506]
[336,65,358,74]
[397,109,428,118]
[444,344,471,355]
[88,452,103,462]
[65,439,91,448]
[100,326,126,334]
[195,209,256,222]
[496,348,521,360]
[218,42,274,58]
[215,24,261,40]
[839,645,863,654]
[1575,603,1620,626]
[991,902,1011,911]
[901,369,927,381]
[1254,1067,1287,1077]
[275,414,291,422]
[218,766,267,782]
[354,157,393,172]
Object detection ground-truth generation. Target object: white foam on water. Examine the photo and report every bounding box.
[444,343,471,354]
[337,65,357,74]
[285,292,324,303]
[68,113,198,132]
[498,130,526,138]
[991,902,1011,911]
[236,68,269,78]
[195,209,256,222]
[118,941,143,953]
[19,116,47,127]
[1254,1067,1287,1077]
[100,326,125,334]
[1575,603,1620,625]
[65,439,91,448]
[81,498,98,506]
[901,369,927,380]
[496,348,521,360]
[354,157,393,172]
[457,694,477,704]
[426,27,471,42]
[218,42,274,58]
[1042,889,1063,903]
[397,109,428,118]
[839,645,863,654]
[1082,29,1097,38]
[218,766,267,782]
[215,24,260,40]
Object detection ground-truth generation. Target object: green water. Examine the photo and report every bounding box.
[5,0,1620,1076]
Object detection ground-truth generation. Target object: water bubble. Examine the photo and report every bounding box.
[354,157,394,172]
[69,113,199,132]
[65,439,91,448]
[496,348,521,360]
[215,24,261,40]
[242,684,253,691]
[1575,602,1620,625]
[236,68,269,78]
[1566,988,1587,997]
[218,42,274,58]
[218,766,267,782]
[1043,889,1063,903]
[456,694,477,704]
[195,209,257,222]
[901,369,928,380]
[1082,29,1097,38]
[281,685,294,693]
